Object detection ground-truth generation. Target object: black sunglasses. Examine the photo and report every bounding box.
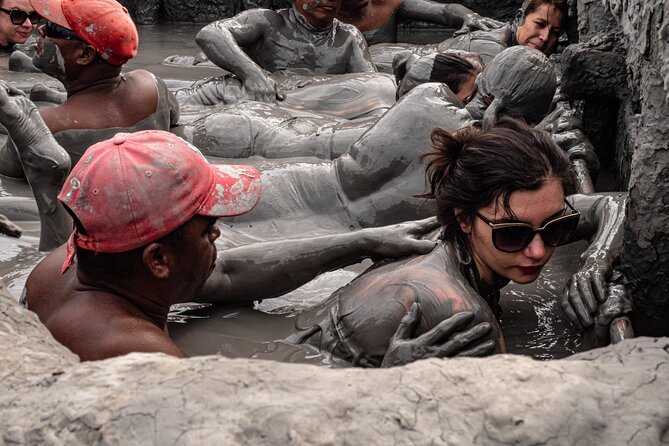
[0,7,40,25]
[476,200,580,253]
[44,20,81,41]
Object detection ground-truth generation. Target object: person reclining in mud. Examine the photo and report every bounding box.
[174,51,483,159]
[336,0,503,46]
[193,0,376,103]
[287,118,630,366]
[20,130,491,362]
[217,46,591,236]
[370,0,567,72]
[0,0,178,250]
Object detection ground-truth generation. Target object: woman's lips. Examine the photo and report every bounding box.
[517,265,543,275]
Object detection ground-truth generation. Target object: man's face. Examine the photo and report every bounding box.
[0,0,37,46]
[515,4,563,54]
[294,0,342,29]
[173,215,221,299]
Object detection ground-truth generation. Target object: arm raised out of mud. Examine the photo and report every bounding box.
[561,193,628,329]
[196,12,280,103]
[399,0,504,31]
[197,218,440,305]
[0,82,71,251]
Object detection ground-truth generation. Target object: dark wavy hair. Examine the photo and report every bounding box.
[522,0,568,23]
[430,52,483,97]
[420,117,575,241]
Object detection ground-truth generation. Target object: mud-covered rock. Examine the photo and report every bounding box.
[1,282,669,444]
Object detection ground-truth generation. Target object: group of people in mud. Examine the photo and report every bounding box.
[0,0,632,365]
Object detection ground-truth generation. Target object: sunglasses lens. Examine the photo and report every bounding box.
[542,215,579,247]
[9,10,38,25]
[492,226,534,253]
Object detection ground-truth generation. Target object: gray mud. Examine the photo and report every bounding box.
[0,24,591,364]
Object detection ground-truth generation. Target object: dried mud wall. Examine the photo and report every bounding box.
[2,286,669,445]
[561,0,669,336]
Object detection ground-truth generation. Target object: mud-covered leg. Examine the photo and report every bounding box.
[0,81,72,251]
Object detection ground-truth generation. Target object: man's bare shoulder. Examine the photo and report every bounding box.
[223,8,285,27]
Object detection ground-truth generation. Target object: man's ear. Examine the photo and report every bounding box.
[455,208,471,234]
[142,243,173,280]
[76,44,98,66]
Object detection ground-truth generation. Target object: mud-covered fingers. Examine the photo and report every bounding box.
[569,280,593,326]
[418,311,475,346]
[591,270,608,303]
[454,339,496,357]
[560,286,582,328]
[576,274,597,313]
[433,321,492,357]
[0,213,22,238]
[390,302,422,342]
[410,217,440,235]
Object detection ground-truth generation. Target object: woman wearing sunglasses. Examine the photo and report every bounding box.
[0,0,38,50]
[287,117,628,366]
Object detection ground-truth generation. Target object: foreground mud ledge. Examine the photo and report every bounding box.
[1,285,668,444]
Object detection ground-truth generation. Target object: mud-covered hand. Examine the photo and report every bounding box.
[454,13,505,35]
[591,282,632,344]
[381,303,495,367]
[243,72,283,103]
[0,81,50,148]
[561,253,611,329]
[363,217,440,259]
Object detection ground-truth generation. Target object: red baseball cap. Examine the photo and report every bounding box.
[30,0,138,65]
[58,130,262,272]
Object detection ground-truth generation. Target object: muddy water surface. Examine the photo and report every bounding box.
[0,25,591,364]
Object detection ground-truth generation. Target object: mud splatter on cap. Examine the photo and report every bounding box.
[29,0,138,65]
[57,130,262,272]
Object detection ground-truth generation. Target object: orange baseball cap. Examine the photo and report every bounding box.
[30,0,139,65]
[58,131,262,272]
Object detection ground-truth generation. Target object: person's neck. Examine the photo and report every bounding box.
[77,270,173,329]
[64,70,123,98]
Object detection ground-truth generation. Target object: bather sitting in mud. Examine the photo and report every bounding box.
[370,0,567,72]
[21,129,486,362]
[174,51,482,159]
[191,0,376,104]
[283,119,630,365]
[0,0,178,250]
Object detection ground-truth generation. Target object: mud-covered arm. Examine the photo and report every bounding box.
[197,218,439,305]
[561,193,628,328]
[195,12,279,102]
[0,82,71,250]
[399,0,504,31]
[346,30,377,73]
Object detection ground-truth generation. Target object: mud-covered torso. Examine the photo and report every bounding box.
[292,241,505,366]
[53,74,175,165]
[247,8,366,74]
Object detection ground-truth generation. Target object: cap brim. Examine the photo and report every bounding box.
[199,164,262,218]
[29,0,70,28]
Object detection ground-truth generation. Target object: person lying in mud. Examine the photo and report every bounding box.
[219,46,562,235]
[22,130,491,362]
[0,0,178,173]
[174,51,482,159]
[286,118,630,366]
[370,0,567,72]
[192,0,375,104]
[336,0,503,46]
[0,0,37,52]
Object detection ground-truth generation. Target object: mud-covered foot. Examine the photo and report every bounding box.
[0,213,22,238]
[162,52,210,66]
[29,84,66,104]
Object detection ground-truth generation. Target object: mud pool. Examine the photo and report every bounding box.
[0,25,598,365]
